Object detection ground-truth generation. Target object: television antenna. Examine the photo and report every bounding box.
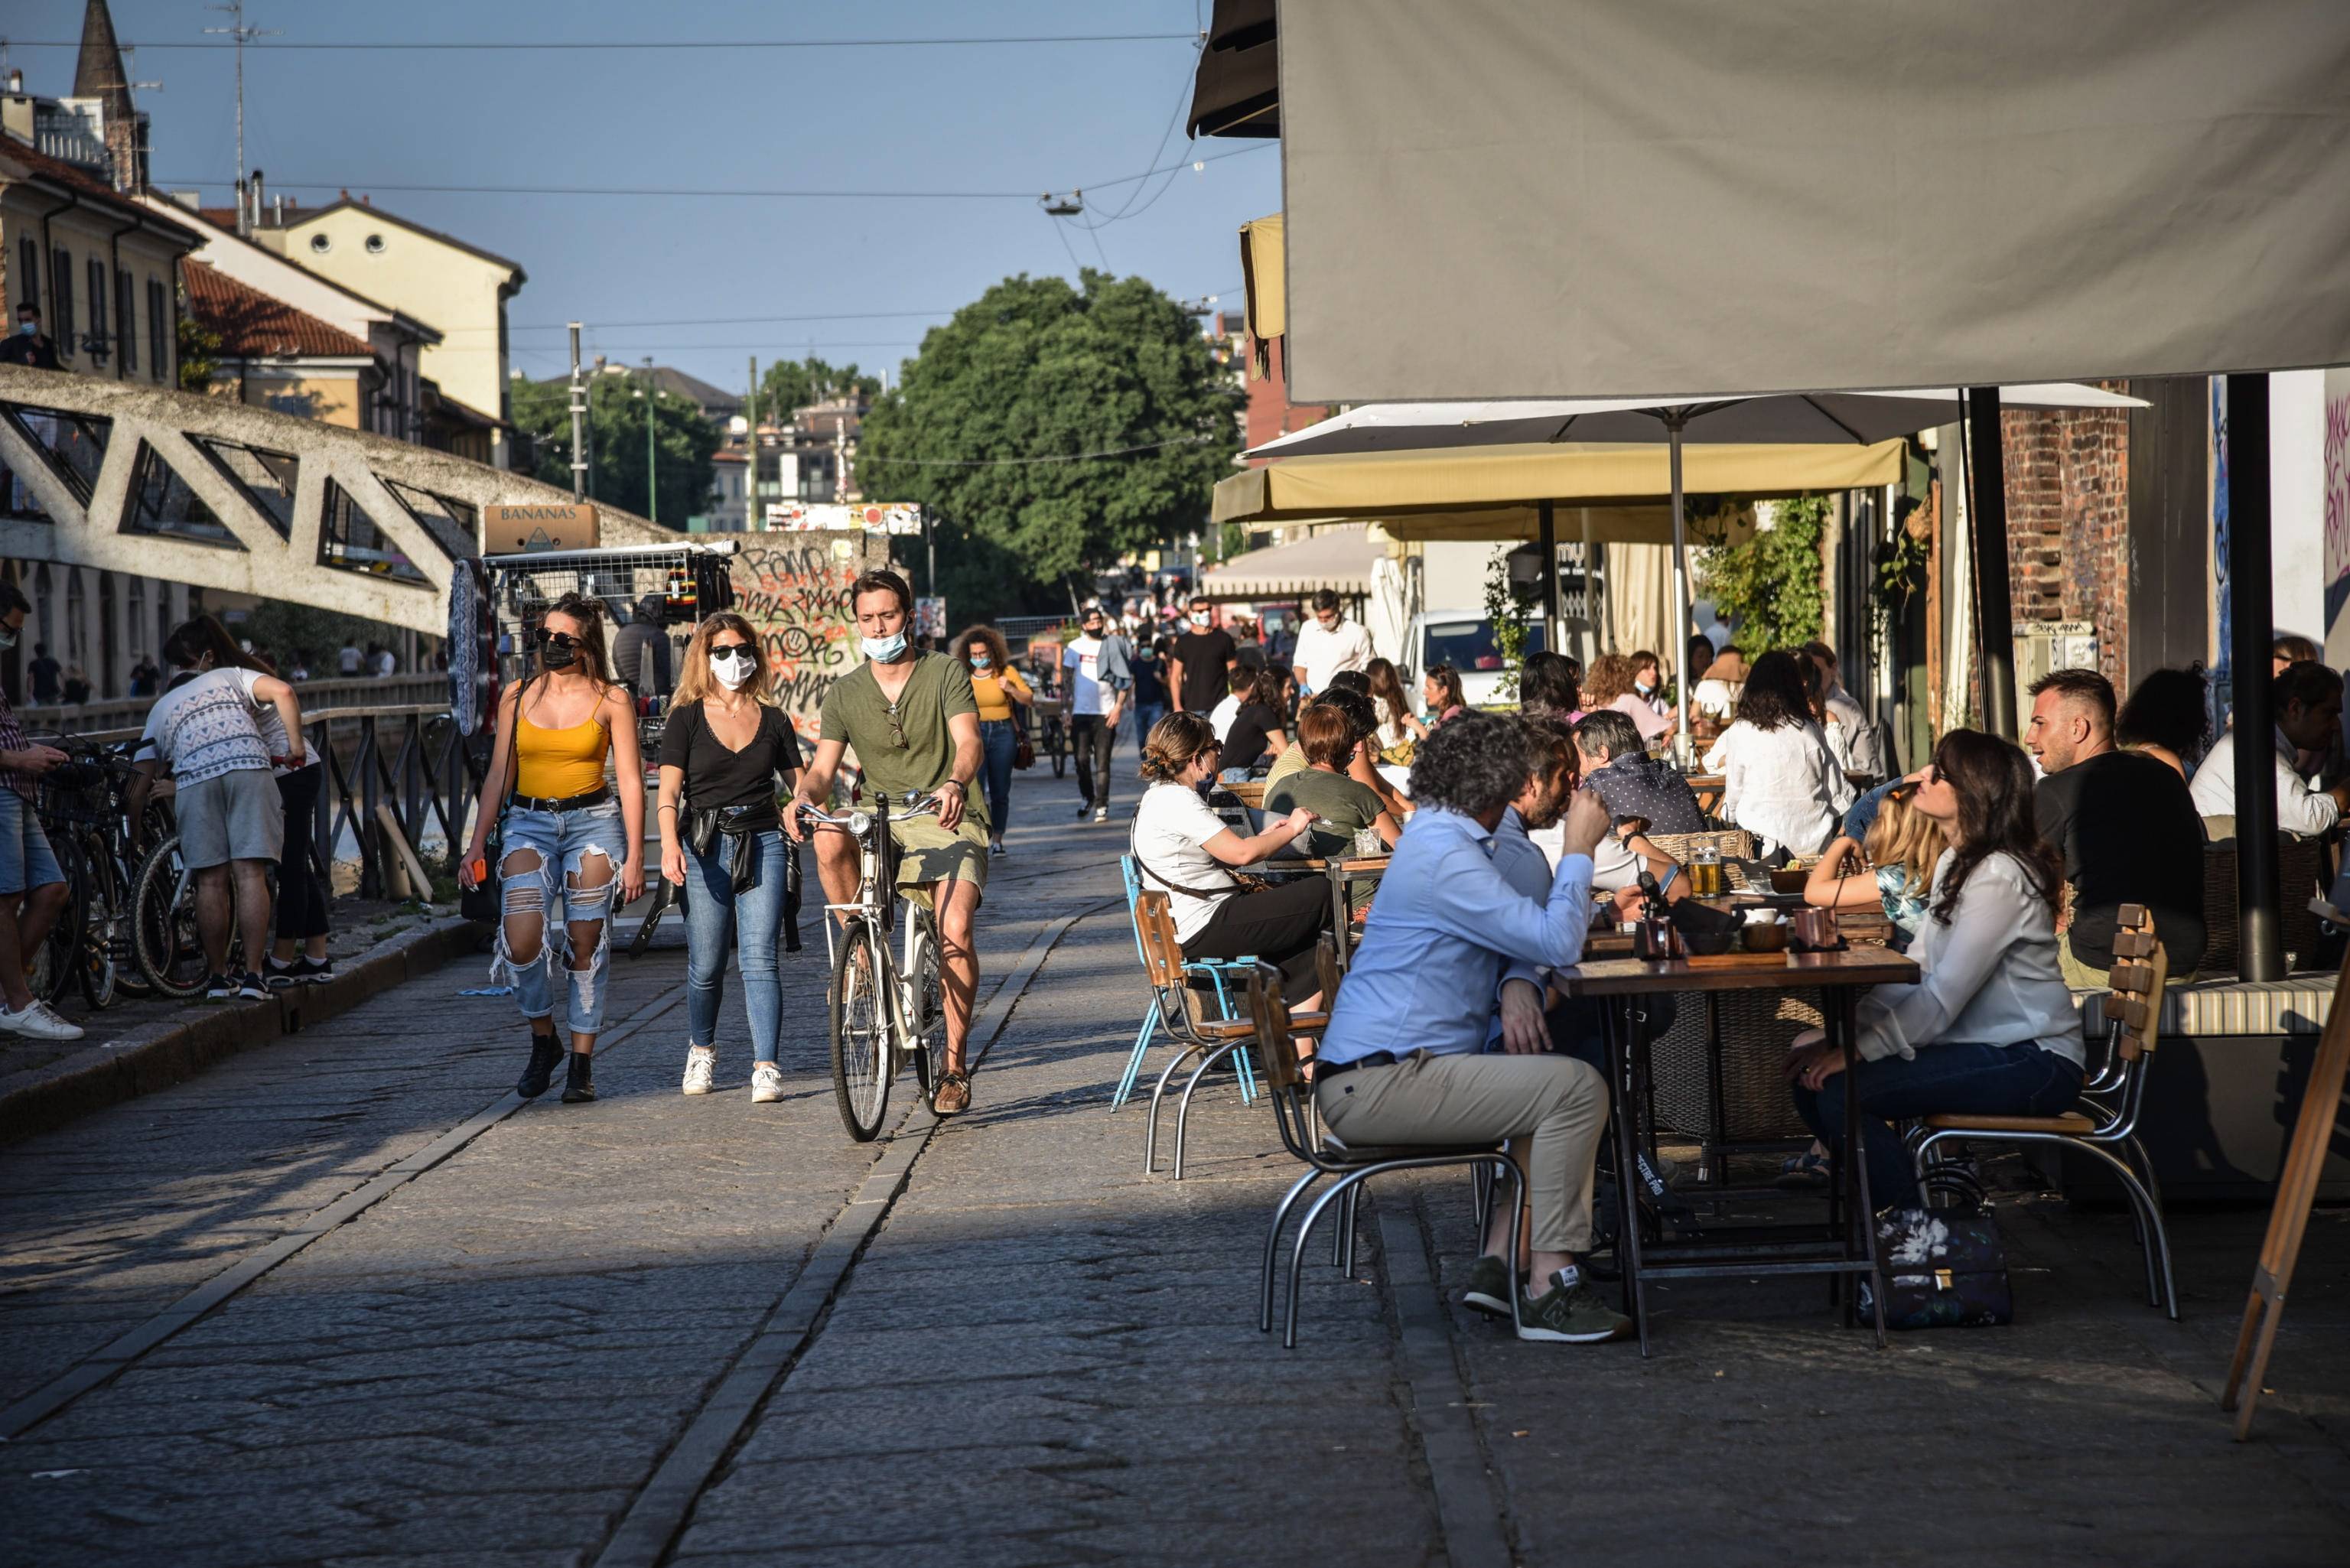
[203,2,280,190]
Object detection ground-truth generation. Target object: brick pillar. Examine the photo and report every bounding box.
[2000,403,2132,691]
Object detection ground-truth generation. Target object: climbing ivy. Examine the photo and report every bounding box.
[1697,494,1829,652]
[1483,545,1536,701]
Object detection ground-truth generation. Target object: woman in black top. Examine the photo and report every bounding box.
[656,613,806,1104]
[1218,666,1289,780]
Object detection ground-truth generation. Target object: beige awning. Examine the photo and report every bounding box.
[1377,501,1755,548]
[1212,439,1903,525]
[1238,213,1284,379]
[1196,522,1379,601]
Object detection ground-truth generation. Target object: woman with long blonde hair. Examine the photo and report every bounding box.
[656,613,806,1102]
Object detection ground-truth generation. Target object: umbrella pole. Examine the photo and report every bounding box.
[1668,412,1691,757]
[1538,498,1562,654]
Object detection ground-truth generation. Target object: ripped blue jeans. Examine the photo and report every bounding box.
[491,801,629,1035]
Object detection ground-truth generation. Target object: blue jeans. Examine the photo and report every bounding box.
[978,719,1017,841]
[0,789,61,897]
[1133,701,1167,749]
[682,829,790,1062]
[1791,1042,2083,1210]
[491,800,629,1034]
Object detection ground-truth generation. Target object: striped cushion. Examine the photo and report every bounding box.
[2080,974,2338,1037]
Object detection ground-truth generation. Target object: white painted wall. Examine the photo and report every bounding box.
[2271,368,2328,645]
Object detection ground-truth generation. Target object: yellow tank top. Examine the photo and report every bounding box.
[516,710,610,798]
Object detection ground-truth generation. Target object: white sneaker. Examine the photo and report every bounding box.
[0,1000,84,1042]
[750,1062,785,1104]
[681,1046,716,1095]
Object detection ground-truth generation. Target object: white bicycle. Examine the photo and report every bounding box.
[798,792,948,1141]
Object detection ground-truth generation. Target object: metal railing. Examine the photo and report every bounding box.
[22,675,451,737]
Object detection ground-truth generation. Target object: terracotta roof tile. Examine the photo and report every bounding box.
[183,259,376,360]
[0,138,203,239]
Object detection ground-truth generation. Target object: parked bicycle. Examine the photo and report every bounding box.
[796,789,947,1141]
[28,736,172,1011]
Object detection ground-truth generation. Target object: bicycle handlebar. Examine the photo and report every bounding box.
[793,790,946,831]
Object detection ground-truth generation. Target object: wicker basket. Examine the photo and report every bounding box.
[2200,835,2322,974]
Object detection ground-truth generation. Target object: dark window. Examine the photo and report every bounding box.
[192,436,298,538]
[146,280,167,381]
[0,402,112,508]
[15,239,36,314]
[50,250,72,361]
[383,479,478,559]
[86,259,107,361]
[115,269,136,374]
[320,479,425,584]
[125,441,242,548]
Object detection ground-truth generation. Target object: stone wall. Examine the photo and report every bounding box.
[727,532,892,746]
[2002,404,2133,690]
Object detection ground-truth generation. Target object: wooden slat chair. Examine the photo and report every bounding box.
[1248,961,1525,1349]
[1912,903,2179,1318]
[1110,854,1258,1114]
[1134,889,1327,1179]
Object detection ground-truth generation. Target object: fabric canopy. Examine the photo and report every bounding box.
[1275,0,2350,402]
[1375,502,1756,548]
[1248,385,2145,459]
[1186,0,1279,138]
[1238,213,1285,376]
[1212,440,1903,524]
[1196,522,1380,600]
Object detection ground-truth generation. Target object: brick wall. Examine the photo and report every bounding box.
[2002,405,2133,690]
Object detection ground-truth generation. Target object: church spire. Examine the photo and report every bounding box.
[73,0,143,190]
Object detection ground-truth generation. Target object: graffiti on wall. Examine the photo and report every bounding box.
[2326,369,2350,666]
[732,537,880,741]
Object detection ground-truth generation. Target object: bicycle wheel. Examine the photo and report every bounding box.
[903,912,945,1097]
[1049,721,1068,778]
[828,920,892,1141]
[72,828,124,1010]
[35,831,88,1007]
[105,841,154,999]
[132,836,210,1000]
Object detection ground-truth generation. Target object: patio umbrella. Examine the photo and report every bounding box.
[1246,383,2147,740]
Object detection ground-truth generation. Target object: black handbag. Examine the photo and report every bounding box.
[461,725,516,923]
[1857,1205,2014,1329]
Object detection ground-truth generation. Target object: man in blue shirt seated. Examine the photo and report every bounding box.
[1316,713,1629,1344]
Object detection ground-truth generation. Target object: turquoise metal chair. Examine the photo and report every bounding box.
[1112,854,1260,1113]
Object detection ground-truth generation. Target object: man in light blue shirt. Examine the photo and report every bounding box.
[1317,714,1629,1344]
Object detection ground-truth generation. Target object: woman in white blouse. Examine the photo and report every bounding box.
[1131,711,1329,1007]
[1783,730,2085,1213]
[1701,649,1854,857]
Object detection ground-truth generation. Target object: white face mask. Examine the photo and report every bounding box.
[710,649,757,690]
[1190,610,1210,627]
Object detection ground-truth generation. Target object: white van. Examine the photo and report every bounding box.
[1406,609,1591,712]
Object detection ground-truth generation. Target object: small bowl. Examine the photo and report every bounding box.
[1682,929,1737,957]
[1769,867,1809,895]
[1743,923,1789,953]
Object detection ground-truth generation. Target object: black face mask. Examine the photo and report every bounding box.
[539,642,578,671]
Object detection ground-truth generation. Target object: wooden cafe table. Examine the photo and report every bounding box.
[1555,943,1920,1355]
[1238,854,1393,968]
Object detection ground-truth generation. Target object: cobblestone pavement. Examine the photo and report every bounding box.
[1,747,2345,1566]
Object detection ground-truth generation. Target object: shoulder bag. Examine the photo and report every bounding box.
[461,696,519,923]
[1856,1204,2014,1330]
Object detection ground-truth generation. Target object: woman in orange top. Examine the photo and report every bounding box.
[460,591,646,1104]
[958,624,1031,857]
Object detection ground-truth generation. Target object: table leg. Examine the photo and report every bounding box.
[1327,864,1349,971]
[1606,997,1652,1356]
[1834,987,1888,1347]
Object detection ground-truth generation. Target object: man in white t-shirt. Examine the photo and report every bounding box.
[1291,589,1374,697]
[126,625,304,1001]
[338,642,362,676]
[1063,607,1127,823]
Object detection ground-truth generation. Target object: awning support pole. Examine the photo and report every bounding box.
[1966,386,2017,739]
[2228,372,2284,981]
[1537,498,1561,653]
[1668,412,1691,756]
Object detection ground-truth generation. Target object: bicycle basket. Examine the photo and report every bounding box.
[37,761,112,825]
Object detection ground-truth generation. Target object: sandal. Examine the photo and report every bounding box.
[932,1070,972,1116]
[1775,1150,1831,1190]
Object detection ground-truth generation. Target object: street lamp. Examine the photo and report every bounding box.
[632,361,663,524]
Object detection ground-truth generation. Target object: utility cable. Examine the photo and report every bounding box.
[7,33,1199,51]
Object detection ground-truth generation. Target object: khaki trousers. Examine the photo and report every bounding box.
[1317,1051,1609,1252]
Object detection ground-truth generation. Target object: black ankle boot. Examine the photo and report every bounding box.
[517,1027,563,1098]
[560,1049,596,1104]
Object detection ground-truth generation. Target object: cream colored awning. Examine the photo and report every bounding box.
[1238,213,1284,379]
[1212,439,1903,525]
[1377,501,1755,548]
[1196,522,1378,601]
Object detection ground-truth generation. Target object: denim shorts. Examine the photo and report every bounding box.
[489,800,630,1033]
[0,788,62,896]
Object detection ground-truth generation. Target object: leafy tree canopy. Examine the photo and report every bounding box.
[510,373,718,526]
[757,356,879,421]
[857,271,1240,616]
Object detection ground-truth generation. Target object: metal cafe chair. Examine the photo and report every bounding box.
[1912,903,2179,1318]
[1249,961,1526,1349]
[1111,854,1260,1114]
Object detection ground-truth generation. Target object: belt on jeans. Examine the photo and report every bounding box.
[1316,1049,1403,1083]
[510,785,610,813]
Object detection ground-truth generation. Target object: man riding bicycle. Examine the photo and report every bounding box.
[786,568,988,1114]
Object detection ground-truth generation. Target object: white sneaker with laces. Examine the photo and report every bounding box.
[681,1046,716,1095]
[750,1062,785,1103]
[0,1000,83,1041]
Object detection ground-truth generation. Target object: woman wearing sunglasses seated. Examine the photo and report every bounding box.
[460,592,648,1105]
[656,614,806,1104]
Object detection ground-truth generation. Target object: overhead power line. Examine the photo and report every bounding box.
[151,143,1270,202]
[3,33,1197,51]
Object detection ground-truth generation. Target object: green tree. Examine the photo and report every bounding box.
[509,373,717,525]
[176,307,221,394]
[1695,494,1830,652]
[757,356,880,421]
[856,271,1242,620]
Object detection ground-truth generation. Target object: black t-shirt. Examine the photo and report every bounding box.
[1222,702,1284,772]
[1172,629,1237,712]
[2035,750,2207,974]
[659,700,805,813]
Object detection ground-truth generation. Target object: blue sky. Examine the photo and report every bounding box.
[11,2,1278,393]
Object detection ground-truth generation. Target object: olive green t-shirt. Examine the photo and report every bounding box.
[1265,766,1387,860]
[819,652,987,831]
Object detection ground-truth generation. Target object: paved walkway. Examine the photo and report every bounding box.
[1,753,2345,1566]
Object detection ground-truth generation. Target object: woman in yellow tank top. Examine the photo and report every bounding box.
[460,591,646,1104]
[957,624,1030,857]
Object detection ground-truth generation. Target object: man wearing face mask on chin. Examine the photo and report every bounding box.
[788,569,990,1116]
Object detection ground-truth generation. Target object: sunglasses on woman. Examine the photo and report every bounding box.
[708,640,754,658]
[533,628,581,650]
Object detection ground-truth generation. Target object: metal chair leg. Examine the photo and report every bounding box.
[1172,1039,1246,1181]
[1287,1169,1374,1348]
[1470,1162,1495,1239]
[1261,1168,1324,1333]
[1336,1183,1359,1272]
[1143,1040,1209,1174]
[1109,997,1160,1114]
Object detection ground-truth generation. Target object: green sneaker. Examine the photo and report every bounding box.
[1461,1254,1514,1319]
[1515,1267,1632,1343]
